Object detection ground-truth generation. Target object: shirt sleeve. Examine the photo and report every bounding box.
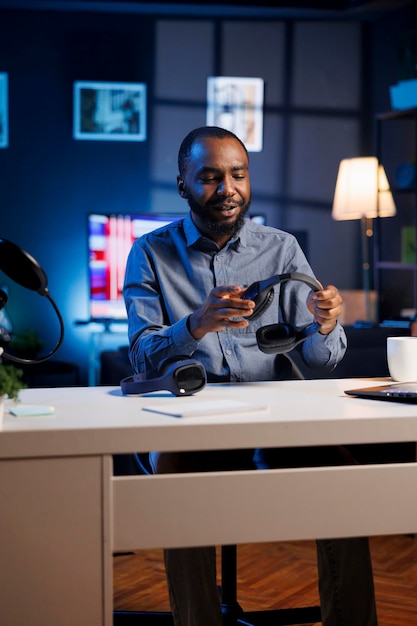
[300,322,347,370]
[123,239,200,373]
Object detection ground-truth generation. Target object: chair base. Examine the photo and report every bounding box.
[114,605,321,625]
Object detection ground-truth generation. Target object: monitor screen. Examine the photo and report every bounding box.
[88,213,185,321]
[87,212,267,322]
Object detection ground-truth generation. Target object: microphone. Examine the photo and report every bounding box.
[0,288,7,310]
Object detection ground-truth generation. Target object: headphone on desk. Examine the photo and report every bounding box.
[120,356,207,396]
[241,271,322,355]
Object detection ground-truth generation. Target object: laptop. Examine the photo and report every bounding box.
[344,382,417,403]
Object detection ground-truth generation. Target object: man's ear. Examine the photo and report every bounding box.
[177,176,187,198]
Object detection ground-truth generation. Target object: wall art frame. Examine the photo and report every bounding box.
[73,81,147,141]
[206,76,264,152]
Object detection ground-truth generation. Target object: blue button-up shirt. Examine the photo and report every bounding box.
[123,213,346,382]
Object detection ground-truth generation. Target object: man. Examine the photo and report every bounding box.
[123,126,378,626]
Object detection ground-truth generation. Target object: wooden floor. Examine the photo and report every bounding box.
[114,534,417,625]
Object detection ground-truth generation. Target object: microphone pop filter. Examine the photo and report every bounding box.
[0,238,48,295]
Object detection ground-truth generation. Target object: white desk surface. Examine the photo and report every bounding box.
[2,377,417,626]
[2,378,417,459]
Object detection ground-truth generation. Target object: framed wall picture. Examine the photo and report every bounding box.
[0,73,8,149]
[73,81,147,141]
[206,76,264,152]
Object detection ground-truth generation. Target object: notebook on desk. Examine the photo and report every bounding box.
[344,382,417,403]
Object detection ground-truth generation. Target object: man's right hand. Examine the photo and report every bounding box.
[188,285,255,340]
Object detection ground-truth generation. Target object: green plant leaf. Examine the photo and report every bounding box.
[0,364,27,400]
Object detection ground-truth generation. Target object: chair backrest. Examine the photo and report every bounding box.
[274,353,305,380]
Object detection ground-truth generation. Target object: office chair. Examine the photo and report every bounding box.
[113,354,322,626]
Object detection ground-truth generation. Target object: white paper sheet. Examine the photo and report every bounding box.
[142,399,269,418]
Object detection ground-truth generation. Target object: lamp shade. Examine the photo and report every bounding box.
[332,157,396,221]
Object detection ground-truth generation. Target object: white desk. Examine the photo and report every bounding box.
[1,379,417,625]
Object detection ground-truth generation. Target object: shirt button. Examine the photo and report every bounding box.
[225,349,232,355]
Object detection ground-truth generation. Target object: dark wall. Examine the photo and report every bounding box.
[0,4,416,384]
[0,9,156,378]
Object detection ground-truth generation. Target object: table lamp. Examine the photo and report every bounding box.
[332,156,396,321]
[0,237,64,364]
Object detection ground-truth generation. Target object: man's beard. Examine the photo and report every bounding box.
[188,197,251,237]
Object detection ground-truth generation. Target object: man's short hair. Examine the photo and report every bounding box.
[178,126,248,177]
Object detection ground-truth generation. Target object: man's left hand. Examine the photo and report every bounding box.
[307,284,343,335]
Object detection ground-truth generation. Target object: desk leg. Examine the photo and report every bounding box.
[0,455,113,626]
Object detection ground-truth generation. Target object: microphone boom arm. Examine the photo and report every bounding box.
[1,292,65,364]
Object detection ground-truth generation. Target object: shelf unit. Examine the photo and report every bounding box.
[373,107,417,322]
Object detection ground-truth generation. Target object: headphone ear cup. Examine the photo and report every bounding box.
[257,322,321,355]
[256,323,297,355]
[249,287,275,321]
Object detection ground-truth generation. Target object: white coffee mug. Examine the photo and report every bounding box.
[387,336,417,382]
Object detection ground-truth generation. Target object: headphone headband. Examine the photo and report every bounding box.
[241,271,322,355]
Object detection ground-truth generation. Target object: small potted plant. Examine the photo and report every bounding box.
[0,363,26,421]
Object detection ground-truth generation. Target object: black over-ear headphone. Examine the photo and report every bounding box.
[240,271,322,355]
[121,356,207,396]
